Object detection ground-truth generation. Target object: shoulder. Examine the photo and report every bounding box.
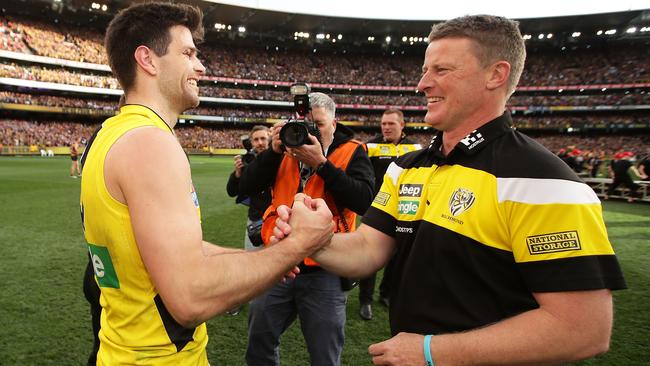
[366,135,384,144]
[487,130,580,182]
[394,147,431,169]
[110,126,188,178]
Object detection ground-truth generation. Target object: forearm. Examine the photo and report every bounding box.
[314,227,391,278]
[428,291,613,365]
[186,238,311,325]
[201,241,243,255]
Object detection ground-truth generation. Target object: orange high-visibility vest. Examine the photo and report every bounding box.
[261,140,364,266]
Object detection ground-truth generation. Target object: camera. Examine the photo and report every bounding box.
[240,135,256,165]
[279,83,321,148]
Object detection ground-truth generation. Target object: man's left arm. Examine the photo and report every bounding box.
[318,144,375,214]
[369,289,612,365]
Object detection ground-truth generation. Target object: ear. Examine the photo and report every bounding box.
[133,45,158,77]
[486,61,510,91]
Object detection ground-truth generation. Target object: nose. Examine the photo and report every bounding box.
[195,58,206,75]
[416,72,430,95]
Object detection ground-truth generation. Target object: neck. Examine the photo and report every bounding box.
[125,88,179,129]
[441,103,505,155]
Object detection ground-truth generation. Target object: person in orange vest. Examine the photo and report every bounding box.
[239,92,374,365]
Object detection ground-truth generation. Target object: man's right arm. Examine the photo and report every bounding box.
[316,224,396,278]
[108,128,333,328]
[271,203,396,279]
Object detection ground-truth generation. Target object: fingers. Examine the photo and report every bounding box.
[285,147,298,159]
[292,193,309,206]
[310,197,331,213]
[368,341,385,357]
[276,205,292,221]
[280,266,300,283]
[273,217,291,238]
[369,342,387,365]
[308,134,321,147]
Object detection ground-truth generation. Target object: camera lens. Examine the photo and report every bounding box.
[280,123,309,147]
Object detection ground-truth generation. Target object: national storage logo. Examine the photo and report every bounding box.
[526,230,581,255]
[398,200,419,215]
[399,184,423,197]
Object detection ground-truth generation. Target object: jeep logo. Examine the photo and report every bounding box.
[399,184,423,197]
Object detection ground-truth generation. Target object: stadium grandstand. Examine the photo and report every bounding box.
[2,3,650,366]
[1,0,649,202]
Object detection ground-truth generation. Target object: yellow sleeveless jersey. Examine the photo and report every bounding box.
[80,105,208,366]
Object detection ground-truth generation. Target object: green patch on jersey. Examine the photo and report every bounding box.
[88,243,120,288]
[398,200,420,215]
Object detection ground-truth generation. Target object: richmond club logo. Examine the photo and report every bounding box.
[448,188,476,216]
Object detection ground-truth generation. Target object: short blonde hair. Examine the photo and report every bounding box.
[428,15,526,96]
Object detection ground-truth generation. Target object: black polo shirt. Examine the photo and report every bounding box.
[362,113,626,336]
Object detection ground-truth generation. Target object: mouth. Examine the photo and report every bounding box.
[426,96,443,105]
[187,78,199,89]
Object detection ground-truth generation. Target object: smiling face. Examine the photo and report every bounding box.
[157,25,205,113]
[416,37,491,133]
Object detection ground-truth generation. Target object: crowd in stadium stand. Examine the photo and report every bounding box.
[0,17,107,64]
[512,114,650,128]
[0,120,96,147]
[2,119,648,164]
[0,91,116,110]
[3,88,649,118]
[0,18,30,53]
[0,63,119,89]
[1,15,649,177]
[1,16,649,87]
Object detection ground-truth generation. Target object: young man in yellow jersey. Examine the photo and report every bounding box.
[80,3,333,365]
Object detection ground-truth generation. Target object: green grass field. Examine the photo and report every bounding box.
[0,155,648,365]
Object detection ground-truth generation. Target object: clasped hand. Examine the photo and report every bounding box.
[270,193,334,255]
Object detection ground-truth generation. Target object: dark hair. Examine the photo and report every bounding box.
[383,108,404,122]
[105,2,204,91]
[428,15,525,96]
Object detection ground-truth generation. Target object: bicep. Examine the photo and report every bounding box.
[115,130,203,295]
[533,289,612,330]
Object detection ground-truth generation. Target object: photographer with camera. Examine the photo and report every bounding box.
[239,90,374,365]
[226,125,271,252]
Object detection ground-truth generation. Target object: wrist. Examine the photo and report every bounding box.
[315,159,328,173]
[423,334,434,366]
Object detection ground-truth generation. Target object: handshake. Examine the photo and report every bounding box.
[269,193,335,258]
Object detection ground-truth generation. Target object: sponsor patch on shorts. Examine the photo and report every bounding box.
[373,192,391,206]
[526,230,581,255]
